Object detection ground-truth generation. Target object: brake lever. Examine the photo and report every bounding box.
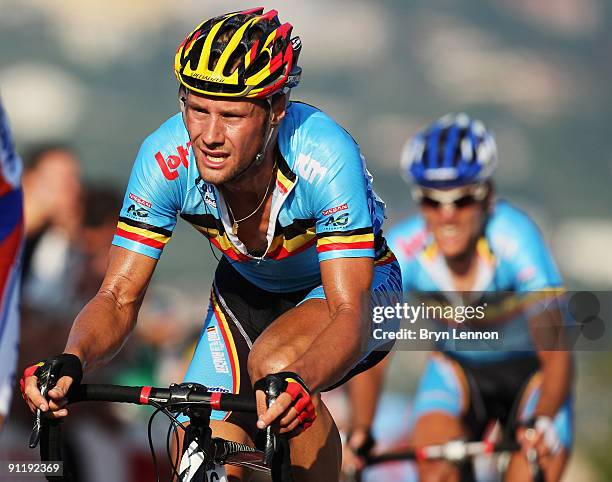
[28,362,58,449]
[263,394,279,467]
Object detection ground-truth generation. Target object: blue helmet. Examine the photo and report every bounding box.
[401,113,497,188]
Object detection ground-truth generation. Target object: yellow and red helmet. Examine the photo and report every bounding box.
[174,7,301,99]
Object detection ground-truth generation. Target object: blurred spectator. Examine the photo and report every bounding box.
[14,183,127,481]
[76,185,122,300]
[14,178,219,479]
[15,183,120,419]
[21,143,83,316]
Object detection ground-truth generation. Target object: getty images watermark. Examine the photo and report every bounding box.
[365,291,612,352]
[372,301,493,342]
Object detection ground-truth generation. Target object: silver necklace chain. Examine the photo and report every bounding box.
[225,163,276,236]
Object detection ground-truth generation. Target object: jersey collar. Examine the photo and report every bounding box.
[213,148,298,260]
[418,236,497,298]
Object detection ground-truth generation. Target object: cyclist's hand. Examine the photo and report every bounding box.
[254,372,316,435]
[341,428,375,477]
[20,354,83,418]
[517,416,561,460]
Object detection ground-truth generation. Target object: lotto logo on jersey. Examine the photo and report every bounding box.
[398,229,427,259]
[155,141,192,180]
[295,153,328,184]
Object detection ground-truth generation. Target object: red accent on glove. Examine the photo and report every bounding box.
[285,378,316,427]
[19,363,43,400]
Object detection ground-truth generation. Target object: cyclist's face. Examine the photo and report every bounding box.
[419,187,488,259]
[182,92,269,185]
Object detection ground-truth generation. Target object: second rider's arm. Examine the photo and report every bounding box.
[530,307,573,419]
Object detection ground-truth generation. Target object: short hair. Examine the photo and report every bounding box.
[83,184,122,228]
[22,142,77,170]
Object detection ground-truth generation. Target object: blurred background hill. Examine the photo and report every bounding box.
[1,1,611,480]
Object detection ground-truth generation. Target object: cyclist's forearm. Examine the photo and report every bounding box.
[534,350,573,417]
[287,308,364,393]
[64,289,140,371]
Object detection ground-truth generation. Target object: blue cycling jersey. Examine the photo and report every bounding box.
[0,96,23,264]
[0,97,23,412]
[113,102,391,292]
[0,97,21,196]
[386,200,563,363]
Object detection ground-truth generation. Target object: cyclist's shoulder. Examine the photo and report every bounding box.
[133,113,192,184]
[486,199,548,250]
[386,215,428,261]
[486,200,559,287]
[283,101,341,132]
[280,101,360,172]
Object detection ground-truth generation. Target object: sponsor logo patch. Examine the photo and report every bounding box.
[129,192,152,208]
[322,203,348,216]
[127,204,149,218]
[323,212,349,228]
[155,141,192,181]
[207,326,229,374]
[200,183,217,209]
[398,230,427,259]
[295,153,328,184]
[207,386,231,393]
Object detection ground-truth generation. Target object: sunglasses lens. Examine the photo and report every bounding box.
[420,194,479,209]
[420,196,441,208]
[453,195,478,208]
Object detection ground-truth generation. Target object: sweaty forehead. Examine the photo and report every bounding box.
[187,91,265,114]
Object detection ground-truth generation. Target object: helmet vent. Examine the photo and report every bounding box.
[223,44,247,77]
[243,50,270,79]
[248,26,265,43]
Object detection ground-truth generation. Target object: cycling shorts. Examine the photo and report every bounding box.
[410,353,573,449]
[182,255,401,438]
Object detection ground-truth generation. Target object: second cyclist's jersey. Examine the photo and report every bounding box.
[113,102,391,292]
[0,95,23,264]
[386,200,563,364]
[0,96,23,414]
[0,98,22,197]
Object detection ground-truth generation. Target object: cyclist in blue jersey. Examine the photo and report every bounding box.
[0,95,23,430]
[386,114,572,481]
[22,8,400,481]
